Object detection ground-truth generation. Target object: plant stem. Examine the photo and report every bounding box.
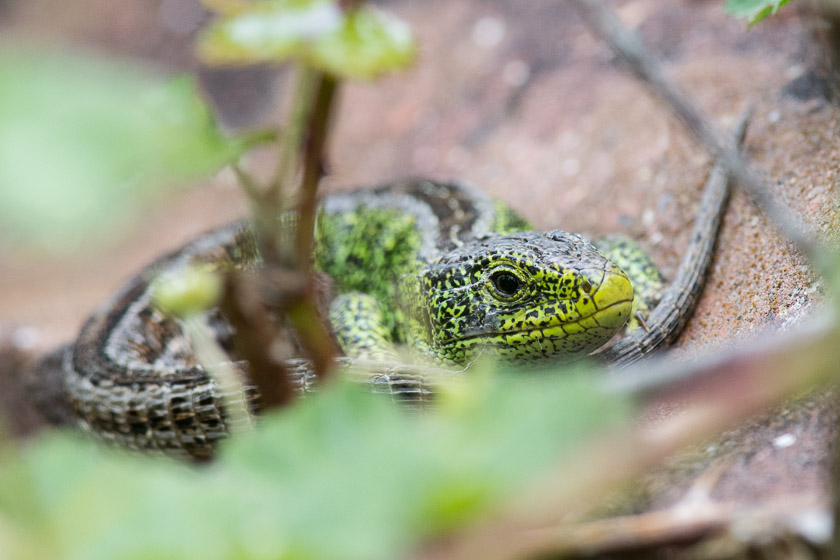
[243,69,340,387]
[268,66,318,214]
[296,73,338,271]
[286,72,339,380]
[220,271,297,409]
[227,65,340,407]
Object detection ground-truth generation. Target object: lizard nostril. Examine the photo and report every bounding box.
[581,280,592,294]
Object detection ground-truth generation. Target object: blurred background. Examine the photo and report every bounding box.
[0,0,827,363]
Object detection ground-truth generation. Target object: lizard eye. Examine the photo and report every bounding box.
[490,270,523,297]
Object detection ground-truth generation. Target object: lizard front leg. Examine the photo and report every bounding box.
[328,292,401,362]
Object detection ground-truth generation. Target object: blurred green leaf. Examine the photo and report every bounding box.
[0,368,631,560]
[151,265,224,318]
[198,0,416,79]
[724,0,792,24]
[0,48,245,251]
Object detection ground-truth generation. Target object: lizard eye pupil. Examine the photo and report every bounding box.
[491,271,521,296]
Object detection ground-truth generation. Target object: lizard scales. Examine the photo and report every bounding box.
[30,118,748,459]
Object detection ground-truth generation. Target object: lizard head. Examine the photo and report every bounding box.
[403,230,634,365]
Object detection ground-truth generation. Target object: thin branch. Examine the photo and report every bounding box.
[267,66,318,209]
[273,73,339,381]
[296,73,338,270]
[220,270,297,409]
[261,266,340,384]
[231,66,340,392]
[523,495,827,556]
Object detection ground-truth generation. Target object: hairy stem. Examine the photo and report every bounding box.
[288,73,339,379]
[296,73,338,270]
[268,65,318,212]
[220,271,297,409]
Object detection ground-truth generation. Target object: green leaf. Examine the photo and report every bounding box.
[0,48,246,251]
[198,0,416,79]
[0,368,631,560]
[724,0,792,24]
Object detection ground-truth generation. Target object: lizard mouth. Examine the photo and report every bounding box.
[443,266,634,356]
[450,298,633,345]
[485,298,633,350]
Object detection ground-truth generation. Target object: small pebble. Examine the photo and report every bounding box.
[11,326,41,350]
[772,433,796,448]
[472,16,506,48]
[790,510,834,545]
